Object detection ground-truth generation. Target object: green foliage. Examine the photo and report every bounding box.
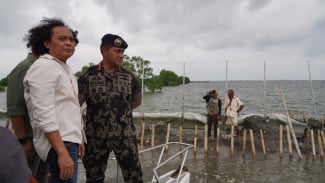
[145,75,163,92]
[74,55,190,92]
[0,77,7,87]
[0,86,4,92]
[159,69,181,86]
[75,63,95,78]
[123,55,153,79]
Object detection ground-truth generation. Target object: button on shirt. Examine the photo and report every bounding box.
[24,54,82,161]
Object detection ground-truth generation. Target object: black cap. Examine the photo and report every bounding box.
[100,34,128,49]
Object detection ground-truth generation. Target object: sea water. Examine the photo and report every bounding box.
[1,80,325,182]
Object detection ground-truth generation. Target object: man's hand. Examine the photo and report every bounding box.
[78,143,85,159]
[58,152,74,180]
[22,140,35,161]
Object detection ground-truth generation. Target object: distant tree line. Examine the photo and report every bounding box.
[75,54,190,92]
[0,54,190,92]
[0,78,7,92]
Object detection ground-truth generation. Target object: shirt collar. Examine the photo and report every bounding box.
[40,54,65,65]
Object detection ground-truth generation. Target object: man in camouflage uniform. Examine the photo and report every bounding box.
[78,34,143,183]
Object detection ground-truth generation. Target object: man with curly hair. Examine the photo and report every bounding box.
[23,18,85,183]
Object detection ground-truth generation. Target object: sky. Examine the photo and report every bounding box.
[0,0,324,81]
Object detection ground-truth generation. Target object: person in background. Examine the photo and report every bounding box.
[0,127,38,183]
[7,28,49,183]
[78,33,143,183]
[203,90,222,113]
[23,18,85,183]
[224,89,244,136]
[207,90,221,139]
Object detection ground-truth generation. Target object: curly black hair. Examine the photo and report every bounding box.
[23,17,79,56]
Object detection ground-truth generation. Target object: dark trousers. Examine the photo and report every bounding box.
[83,136,143,183]
[47,141,78,183]
[207,115,219,137]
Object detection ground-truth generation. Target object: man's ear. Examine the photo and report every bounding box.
[44,40,50,49]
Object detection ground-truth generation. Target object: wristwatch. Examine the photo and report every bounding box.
[18,137,29,145]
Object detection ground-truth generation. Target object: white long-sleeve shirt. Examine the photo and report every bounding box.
[24,54,82,161]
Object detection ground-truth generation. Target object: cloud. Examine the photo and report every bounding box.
[0,0,324,80]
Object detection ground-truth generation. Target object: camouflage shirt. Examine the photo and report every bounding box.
[78,63,141,139]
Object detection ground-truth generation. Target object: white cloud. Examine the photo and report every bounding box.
[0,0,324,80]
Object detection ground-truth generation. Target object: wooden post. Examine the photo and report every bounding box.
[165,123,170,151]
[311,129,316,160]
[151,124,155,148]
[179,126,183,151]
[260,129,266,158]
[306,128,310,160]
[279,125,283,160]
[286,125,293,159]
[242,128,247,157]
[230,125,234,156]
[140,122,145,151]
[216,128,220,156]
[321,131,325,148]
[280,87,303,159]
[317,130,324,160]
[204,124,208,155]
[194,125,198,156]
[47,173,51,183]
[250,129,256,159]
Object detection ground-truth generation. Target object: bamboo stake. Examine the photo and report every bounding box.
[151,124,155,148]
[165,123,170,151]
[311,129,316,160]
[321,131,325,148]
[307,62,318,118]
[242,128,247,157]
[226,60,228,90]
[317,130,324,160]
[140,122,145,151]
[306,128,310,160]
[204,124,208,155]
[286,125,293,159]
[280,87,303,159]
[194,125,198,156]
[140,62,145,151]
[230,125,234,156]
[181,62,185,124]
[279,125,283,160]
[260,129,266,158]
[179,126,183,151]
[264,61,267,118]
[216,128,220,156]
[250,129,256,159]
